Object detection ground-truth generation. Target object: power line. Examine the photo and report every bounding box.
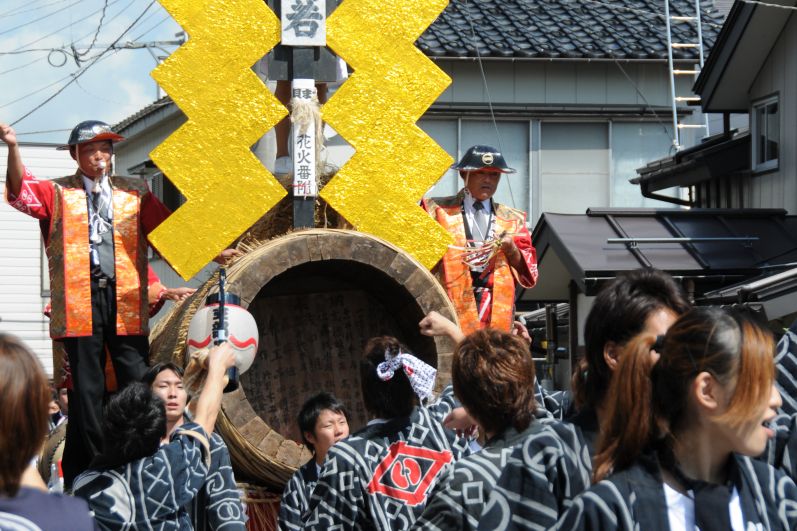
[0,68,88,110]
[0,0,83,38]
[130,13,172,41]
[0,56,47,76]
[0,48,65,56]
[557,0,678,143]
[74,0,110,62]
[10,0,157,126]
[10,0,124,52]
[0,0,135,81]
[0,0,75,19]
[15,128,73,136]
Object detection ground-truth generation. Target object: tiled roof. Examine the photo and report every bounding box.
[419,0,724,60]
[113,96,173,133]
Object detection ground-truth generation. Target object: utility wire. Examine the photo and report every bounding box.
[0,0,83,38]
[556,0,678,142]
[459,0,518,209]
[9,0,157,126]
[15,128,73,136]
[130,13,173,41]
[0,56,47,76]
[10,0,123,52]
[0,48,66,56]
[0,0,75,19]
[0,0,135,81]
[74,0,110,62]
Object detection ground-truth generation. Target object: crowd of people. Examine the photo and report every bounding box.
[1,118,797,530]
[277,270,797,530]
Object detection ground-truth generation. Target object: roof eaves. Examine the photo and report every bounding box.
[693,2,755,109]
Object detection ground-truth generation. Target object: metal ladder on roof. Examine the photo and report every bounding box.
[664,0,709,151]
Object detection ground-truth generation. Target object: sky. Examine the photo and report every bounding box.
[0,0,183,145]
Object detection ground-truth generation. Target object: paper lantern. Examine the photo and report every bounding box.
[186,292,259,374]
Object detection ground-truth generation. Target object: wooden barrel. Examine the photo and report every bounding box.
[149,229,458,490]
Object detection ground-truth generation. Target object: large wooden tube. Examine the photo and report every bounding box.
[149,229,458,489]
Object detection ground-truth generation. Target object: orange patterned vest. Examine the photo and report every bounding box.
[47,174,150,338]
[426,192,528,335]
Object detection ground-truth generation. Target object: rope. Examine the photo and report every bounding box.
[289,92,325,179]
[237,483,281,531]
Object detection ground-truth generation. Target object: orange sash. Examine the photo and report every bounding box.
[427,194,522,335]
[47,174,149,338]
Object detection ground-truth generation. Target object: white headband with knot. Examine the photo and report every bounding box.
[376,349,437,400]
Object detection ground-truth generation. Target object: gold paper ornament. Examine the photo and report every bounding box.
[321,0,454,270]
[149,0,287,280]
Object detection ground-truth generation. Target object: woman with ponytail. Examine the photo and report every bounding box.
[479,269,689,530]
[557,307,797,530]
[304,336,469,529]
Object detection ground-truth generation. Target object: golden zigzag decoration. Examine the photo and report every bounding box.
[322,0,454,270]
[149,0,287,280]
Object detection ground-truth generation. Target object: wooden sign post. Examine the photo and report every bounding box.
[268,0,340,228]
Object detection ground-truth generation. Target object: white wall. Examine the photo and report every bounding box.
[0,143,75,378]
[745,14,797,214]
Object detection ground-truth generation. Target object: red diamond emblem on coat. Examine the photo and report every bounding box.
[366,441,453,506]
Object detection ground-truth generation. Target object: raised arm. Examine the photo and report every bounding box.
[419,311,465,343]
[193,342,236,435]
[1,123,24,197]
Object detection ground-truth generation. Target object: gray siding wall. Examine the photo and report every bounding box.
[746,14,797,213]
[434,60,693,109]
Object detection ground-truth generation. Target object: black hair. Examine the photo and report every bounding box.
[297,392,349,453]
[96,383,166,470]
[142,362,185,387]
[575,268,691,410]
[360,336,418,419]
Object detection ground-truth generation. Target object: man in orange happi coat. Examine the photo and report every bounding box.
[2,120,175,486]
[1,120,230,487]
[424,145,538,335]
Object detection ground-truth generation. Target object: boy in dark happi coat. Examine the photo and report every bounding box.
[304,337,469,530]
[557,307,797,530]
[74,343,237,531]
[144,362,245,531]
[279,392,350,531]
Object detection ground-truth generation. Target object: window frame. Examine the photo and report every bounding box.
[751,94,779,174]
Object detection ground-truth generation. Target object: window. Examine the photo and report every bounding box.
[752,95,779,173]
[540,122,609,215]
[420,119,530,217]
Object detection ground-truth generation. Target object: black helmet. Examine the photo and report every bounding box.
[451,145,516,174]
[57,120,125,150]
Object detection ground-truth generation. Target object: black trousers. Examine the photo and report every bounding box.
[61,279,149,487]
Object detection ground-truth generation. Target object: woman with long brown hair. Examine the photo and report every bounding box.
[0,334,95,530]
[478,268,689,529]
[557,307,797,530]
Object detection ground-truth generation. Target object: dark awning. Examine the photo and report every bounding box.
[633,130,750,193]
[698,266,797,321]
[521,208,797,301]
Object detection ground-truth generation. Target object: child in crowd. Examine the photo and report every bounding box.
[279,392,350,530]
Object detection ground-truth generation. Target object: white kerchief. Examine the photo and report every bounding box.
[376,349,437,400]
